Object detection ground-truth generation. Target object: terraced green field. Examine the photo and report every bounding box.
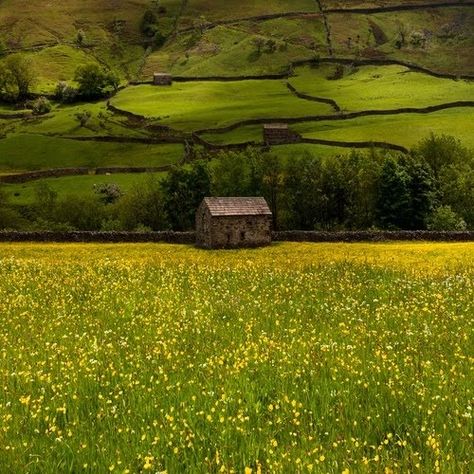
[290,64,474,111]
[111,81,334,130]
[0,0,473,201]
[0,134,182,173]
[293,108,474,149]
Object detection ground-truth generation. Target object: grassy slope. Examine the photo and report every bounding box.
[328,8,474,76]
[293,107,474,148]
[0,0,473,197]
[290,64,474,111]
[111,81,334,130]
[0,243,472,472]
[4,173,166,205]
[0,135,182,173]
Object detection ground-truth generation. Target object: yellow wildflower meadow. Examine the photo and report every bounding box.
[0,242,472,473]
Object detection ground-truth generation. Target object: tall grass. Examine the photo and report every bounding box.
[0,243,472,473]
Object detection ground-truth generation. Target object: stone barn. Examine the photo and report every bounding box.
[153,73,173,86]
[196,197,273,249]
[263,123,300,145]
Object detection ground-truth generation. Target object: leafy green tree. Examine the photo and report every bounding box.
[0,187,23,230]
[376,157,411,229]
[161,161,211,231]
[116,175,167,231]
[0,55,35,100]
[342,150,383,229]
[405,158,436,229]
[259,153,283,227]
[33,182,57,222]
[415,134,470,179]
[426,206,467,231]
[284,155,325,230]
[439,163,474,228]
[212,151,252,197]
[74,64,119,99]
[53,195,105,230]
[74,110,92,127]
[141,10,159,37]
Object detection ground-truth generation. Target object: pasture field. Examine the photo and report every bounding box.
[3,172,166,205]
[289,65,474,111]
[0,242,472,473]
[111,81,334,131]
[293,107,474,149]
[0,135,182,174]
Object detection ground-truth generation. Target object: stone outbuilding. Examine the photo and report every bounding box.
[196,197,273,249]
[263,123,300,145]
[153,73,173,86]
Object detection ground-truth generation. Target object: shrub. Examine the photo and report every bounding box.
[93,183,123,205]
[426,206,467,231]
[74,110,92,127]
[76,29,86,46]
[55,81,78,103]
[28,96,52,115]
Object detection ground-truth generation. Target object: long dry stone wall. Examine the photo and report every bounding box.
[1,231,473,243]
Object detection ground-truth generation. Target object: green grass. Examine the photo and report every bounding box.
[0,135,183,172]
[183,0,315,20]
[0,242,472,473]
[290,64,474,111]
[111,81,334,131]
[4,173,166,205]
[200,127,380,157]
[328,8,474,76]
[145,22,313,79]
[293,107,474,149]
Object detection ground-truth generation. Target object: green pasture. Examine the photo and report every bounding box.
[328,8,474,76]
[4,172,165,205]
[111,81,334,131]
[0,135,183,173]
[290,64,474,111]
[176,0,315,24]
[15,102,148,138]
[144,23,312,79]
[293,107,474,149]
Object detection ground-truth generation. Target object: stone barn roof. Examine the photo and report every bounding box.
[202,197,272,217]
[264,123,288,130]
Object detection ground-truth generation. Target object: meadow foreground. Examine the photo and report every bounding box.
[0,243,472,473]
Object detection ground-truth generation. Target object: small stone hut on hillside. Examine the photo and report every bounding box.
[196,197,272,249]
[263,123,300,145]
[153,73,173,85]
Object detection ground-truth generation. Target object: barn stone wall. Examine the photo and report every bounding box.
[153,74,173,86]
[209,215,272,249]
[263,126,300,145]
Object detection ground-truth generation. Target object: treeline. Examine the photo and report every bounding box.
[0,134,472,232]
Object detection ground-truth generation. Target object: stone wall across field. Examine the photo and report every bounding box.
[0,231,196,244]
[0,231,473,244]
[0,168,90,184]
[273,231,474,242]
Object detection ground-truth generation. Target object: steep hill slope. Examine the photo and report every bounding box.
[0,0,473,205]
[1,0,473,88]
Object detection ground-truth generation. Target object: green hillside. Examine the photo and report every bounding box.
[0,0,473,204]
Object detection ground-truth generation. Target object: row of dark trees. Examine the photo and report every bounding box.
[0,135,472,232]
